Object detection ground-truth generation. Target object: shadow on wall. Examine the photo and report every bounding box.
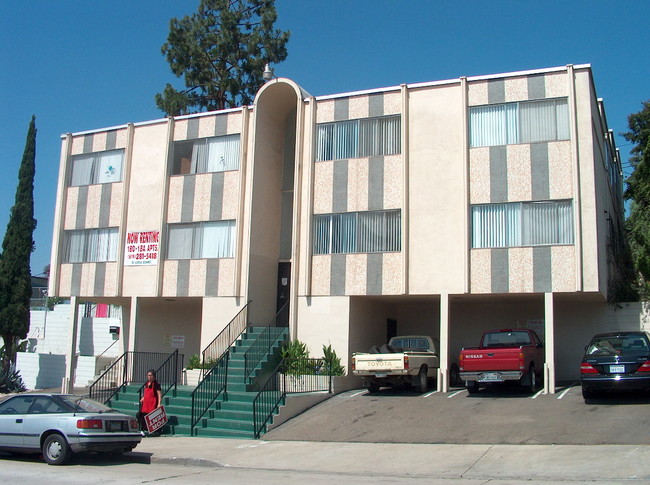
[35,354,66,390]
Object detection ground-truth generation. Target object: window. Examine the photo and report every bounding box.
[469,98,569,147]
[64,228,118,263]
[316,115,401,161]
[471,200,573,248]
[172,134,240,175]
[167,220,236,259]
[70,149,124,186]
[313,210,401,255]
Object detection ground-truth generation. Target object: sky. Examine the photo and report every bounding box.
[1,1,649,276]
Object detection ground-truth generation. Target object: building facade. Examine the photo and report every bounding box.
[49,65,627,392]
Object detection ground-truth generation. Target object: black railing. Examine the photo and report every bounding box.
[190,303,251,435]
[190,353,229,435]
[89,351,184,404]
[200,302,250,379]
[252,358,334,438]
[243,302,289,382]
[137,349,182,402]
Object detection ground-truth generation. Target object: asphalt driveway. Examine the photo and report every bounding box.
[264,383,650,445]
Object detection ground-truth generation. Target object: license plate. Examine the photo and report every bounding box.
[479,372,501,382]
[375,373,387,378]
[106,420,126,432]
[609,365,625,373]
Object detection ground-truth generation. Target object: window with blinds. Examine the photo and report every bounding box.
[469,98,569,147]
[471,200,574,248]
[64,228,119,263]
[70,150,124,186]
[172,134,240,175]
[313,210,401,254]
[167,220,236,259]
[316,115,401,161]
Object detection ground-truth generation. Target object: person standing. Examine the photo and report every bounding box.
[137,369,162,432]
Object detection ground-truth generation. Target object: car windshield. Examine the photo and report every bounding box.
[57,395,114,413]
[586,335,649,356]
[483,331,532,348]
[390,338,430,351]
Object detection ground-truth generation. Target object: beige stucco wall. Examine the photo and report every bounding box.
[296,296,350,366]
[408,83,467,294]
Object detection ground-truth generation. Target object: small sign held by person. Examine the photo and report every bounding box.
[145,406,168,433]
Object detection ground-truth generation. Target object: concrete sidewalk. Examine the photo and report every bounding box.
[131,437,650,483]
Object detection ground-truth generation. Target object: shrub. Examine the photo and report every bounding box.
[0,363,27,394]
[321,344,345,376]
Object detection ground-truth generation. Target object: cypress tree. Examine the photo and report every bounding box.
[0,116,37,372]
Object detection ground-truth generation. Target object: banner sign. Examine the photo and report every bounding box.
[125,230,160,265]
[144,406,168,433]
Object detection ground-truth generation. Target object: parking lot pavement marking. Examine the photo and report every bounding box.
[350,390,368,398]
[531,389,544,399]
[422,390,438,398]
[557,385,574,399]
[447,389,465,398]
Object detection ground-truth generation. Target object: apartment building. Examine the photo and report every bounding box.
[49,64,627,393]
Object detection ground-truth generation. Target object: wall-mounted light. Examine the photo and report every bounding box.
[263,63,274,81]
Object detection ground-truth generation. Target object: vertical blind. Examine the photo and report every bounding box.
[70,150,124,186]
[471,200,573,248]
[167,220,236,259]
[65,228,119,262]
[313,210,401,254]
[173,134,240,174]
[316,115,401,161]
[469,98,569,147]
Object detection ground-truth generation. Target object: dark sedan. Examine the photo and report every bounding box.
[0,393,142,465]
[580,331,650,400]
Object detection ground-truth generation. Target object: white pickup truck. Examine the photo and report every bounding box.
[351,336,440,393]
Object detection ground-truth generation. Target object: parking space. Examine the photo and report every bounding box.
[265,385,650,445]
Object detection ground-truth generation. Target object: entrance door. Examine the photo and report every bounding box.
[276,262,291,325]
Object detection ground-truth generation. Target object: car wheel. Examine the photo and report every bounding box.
[418,366,428,393]
[521,364,536,393]
[42,433,70,465]
[467,380,479,394]
[368,381,380,393]
[582,386,595,400]
[449,364,461,387]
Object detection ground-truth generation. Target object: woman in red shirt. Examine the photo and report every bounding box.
[137,369,162,432]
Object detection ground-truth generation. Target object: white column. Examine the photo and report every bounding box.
[62,296,80,393]
[127,296,139,352]
[438,293,450,392]
[544,292,556,394]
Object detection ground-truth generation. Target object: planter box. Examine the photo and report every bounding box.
[183,368,202,386]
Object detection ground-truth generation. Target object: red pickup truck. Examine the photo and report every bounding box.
[459,329,544,394]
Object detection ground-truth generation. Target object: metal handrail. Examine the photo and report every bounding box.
[189,302,251,435]
[97,339,119,359]
[137,349,182,403]
[190,352,229,434]
[200,302,250,379]
[89,351,183,404]
[243,302,289,382]
[252,357,334,438]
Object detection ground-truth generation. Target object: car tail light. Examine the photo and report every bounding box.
[129,419,139,431]
[580,362,599,374]
[638,361,650,373]
[459,353,464,371]
[77,419,103,429]
[519,351,525,370]
[404,355,409,370]
[351,357,355,371]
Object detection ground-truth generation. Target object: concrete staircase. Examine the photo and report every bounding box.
[107,325,288,438]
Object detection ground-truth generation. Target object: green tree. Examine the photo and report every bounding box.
[156,0,290,116]
[0,116,37,373]
[624,101,650,298]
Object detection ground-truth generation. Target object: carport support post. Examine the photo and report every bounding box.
[544,292,556,394]
[127,296,139,352]
[437,293,450,392]
[62,296,80,393]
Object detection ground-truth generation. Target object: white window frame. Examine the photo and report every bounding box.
[172,134,240,175]
[471,200,574,249]
[64,228,119,263]
[469,98,569,148]
[70,150,124,186]
[167,220,236,259]
[313,210,401,255]
[316,115,401,162]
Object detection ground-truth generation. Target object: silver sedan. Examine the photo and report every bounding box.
[0,393,142,465]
